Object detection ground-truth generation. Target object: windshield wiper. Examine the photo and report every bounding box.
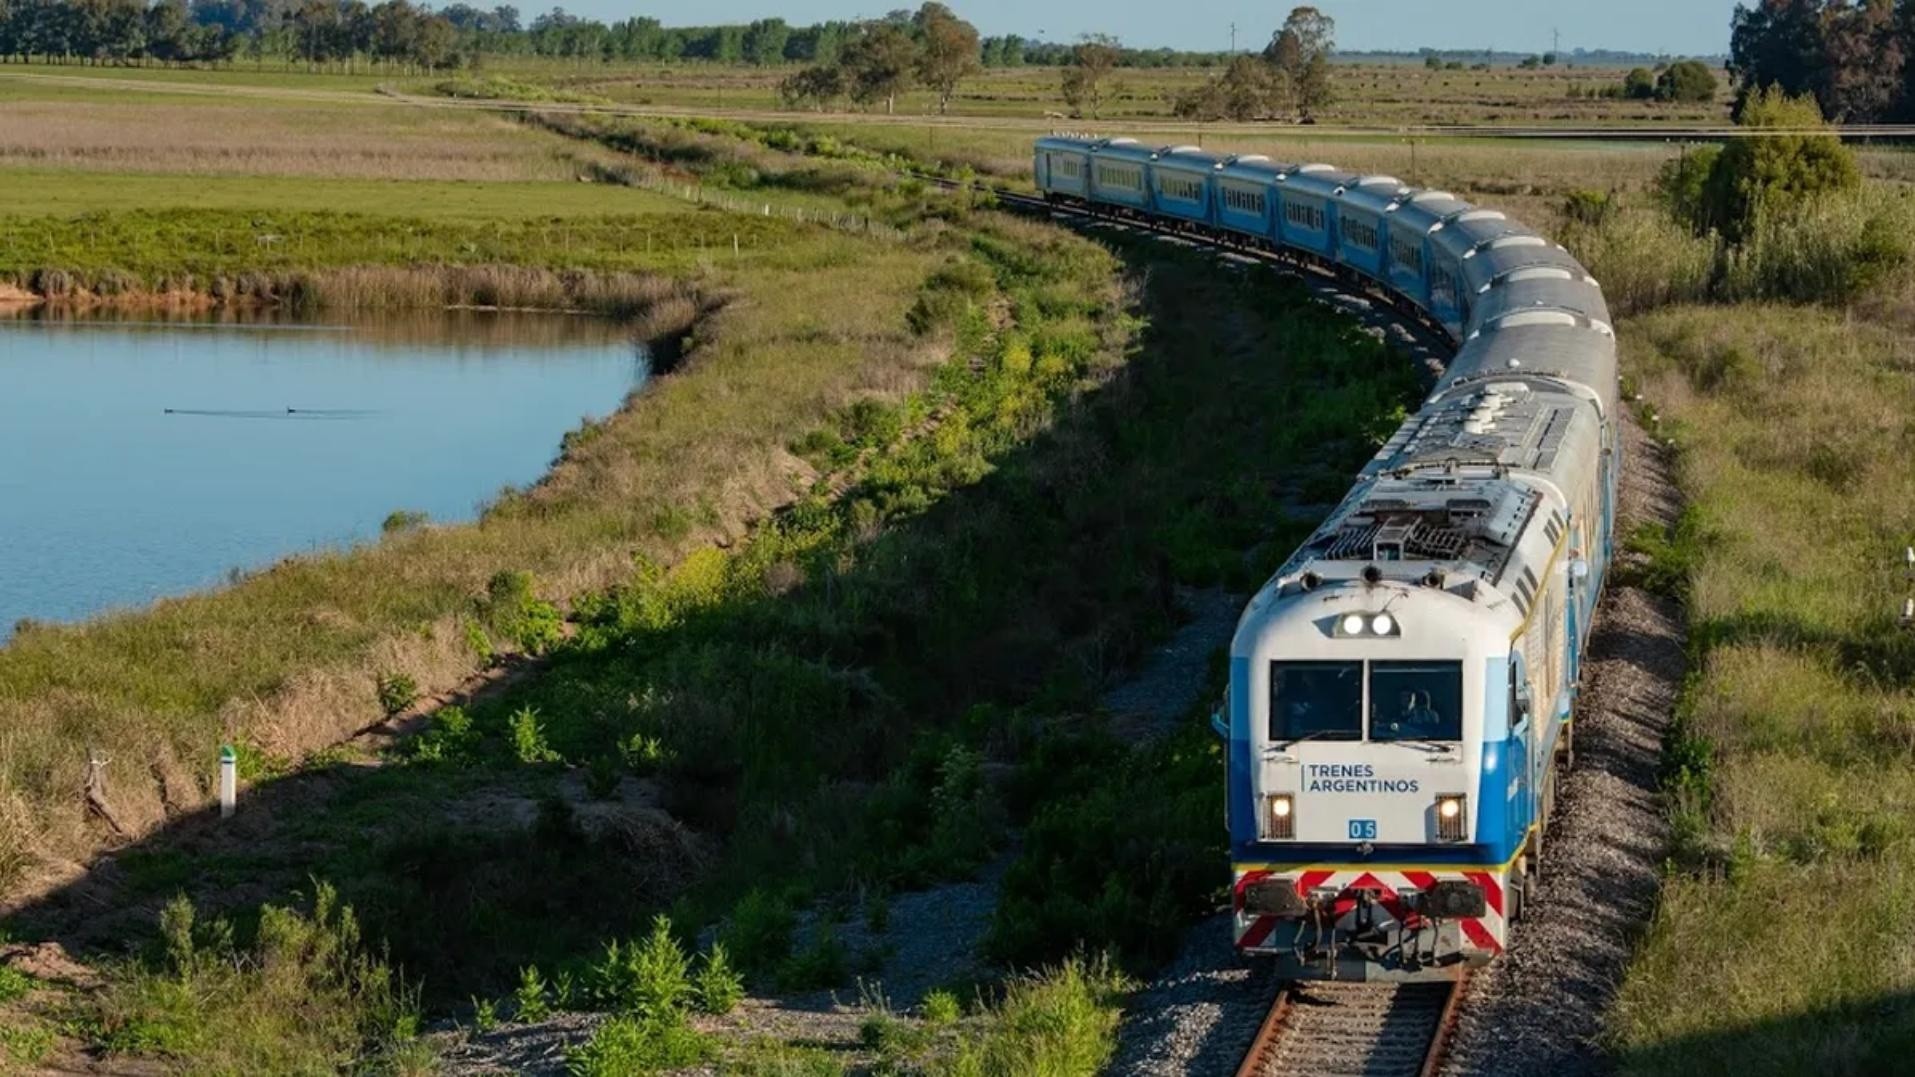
[1394,739,1458,754]
[1272,729,1352,750]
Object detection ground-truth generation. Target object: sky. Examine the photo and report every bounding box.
[546,0,1739,57]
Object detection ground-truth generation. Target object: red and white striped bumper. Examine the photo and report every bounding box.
[1232,866,1506,979]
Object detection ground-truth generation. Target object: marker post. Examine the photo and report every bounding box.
[219,745,237,819]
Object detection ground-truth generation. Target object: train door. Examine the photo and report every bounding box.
[1506,653,1533,847]
[1035,150,1050,191]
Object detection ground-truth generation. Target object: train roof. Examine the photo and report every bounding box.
[1216,155,1300,181]
[1390,190,1474,234]
[1153,146,1225,171]
[1470,270,1611,333]
[1279,166,1360,198]
[1340,176,1409,215]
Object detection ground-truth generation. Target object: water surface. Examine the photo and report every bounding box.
[0,309,644,641]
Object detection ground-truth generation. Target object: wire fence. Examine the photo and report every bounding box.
[584,159,908,245]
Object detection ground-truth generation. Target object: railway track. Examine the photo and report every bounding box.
[1234,975,1469,1077]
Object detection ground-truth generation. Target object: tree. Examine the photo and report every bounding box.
[1263,6,1334,119]
[1060,33,1118,118]
[741,17,786,65]
[1821,0,1900,121]
[1623,66,1656,98]
[840,19,916,113]
[780,62,843,109]
[1177,53,1277,120]
[1655,58,1718,102]
[1699,85,1859,240]
[912,2,978,114]
[1728,0,1826,115]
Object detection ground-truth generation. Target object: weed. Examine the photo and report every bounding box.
[939,956,1130,1077]
[565,1013,711,1076]
[376,673,419,718]
[1,1023,55,1065]
[0,964,32,1003]
[720,890,796,977]
[471,996,499,1033]
[776,927,847,992]
[692,944,744,1016]
[584,756,623,800]
[626,916,692,1018]
[921,989,961,1026]
[514,965,551,1023]
[508,707,560,764]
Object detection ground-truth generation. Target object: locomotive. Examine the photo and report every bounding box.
[1033,134,1618,979]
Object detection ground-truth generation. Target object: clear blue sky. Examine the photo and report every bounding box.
[541,0,1738,57]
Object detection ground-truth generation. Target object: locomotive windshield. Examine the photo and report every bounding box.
[1269,661,1363,742]
[1369,661,1464,742]
[1268,660,1464,743]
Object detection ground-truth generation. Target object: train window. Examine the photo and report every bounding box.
[1160,174,1203,201]
[1346,217,1378,251]
[1269,661,1363,743]
[1391,235,1423,272]
[1368,661,1463,742]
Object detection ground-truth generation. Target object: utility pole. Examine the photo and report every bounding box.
[1552,27,1560,59]
[1229,22,1236,53]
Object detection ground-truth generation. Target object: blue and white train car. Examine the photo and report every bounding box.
[1335,176,1405,281]
[1382,189,1470,315]
[1150,146,1219,226]
[1030,131,1620,981]
[1214,155,1290,245]
[1275,165,1351,258]
[1086,138,1154,212]
[1032,135,1093,199]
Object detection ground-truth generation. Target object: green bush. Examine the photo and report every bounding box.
[508,706,560,764]
[921,989,961,1026]
[375,672,419,718]
[1655,59,1716,103]
[484,570,565,656]
[1699,87,1859,243]
[585,756,623,800]
[692,944,744,1015]
[514,965,551,1023]
[0,965,31,1003]
[381,509,429,535]
[939,957,1130,1077]
[776,927,847,992]
[719,890,796,976]
[626,916,692,1018]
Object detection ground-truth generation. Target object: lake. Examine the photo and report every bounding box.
[0,310,646,641]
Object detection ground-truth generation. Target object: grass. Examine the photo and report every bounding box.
[1605,298,1915,1074]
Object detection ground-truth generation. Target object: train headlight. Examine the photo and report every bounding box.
[1334,612,1402,637]
[1264,794,1295,840]
[1435,795,1468,842]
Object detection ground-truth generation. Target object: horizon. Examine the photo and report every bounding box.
[511,0,1736,58]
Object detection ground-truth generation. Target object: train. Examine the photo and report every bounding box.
[1032,134,1619,980]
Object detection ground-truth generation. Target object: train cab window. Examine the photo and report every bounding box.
[1269,661,1363,743]
[1368,661,1463,742]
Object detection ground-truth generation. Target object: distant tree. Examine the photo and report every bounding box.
[1542,50,1557,65]
[742,17,787,65]
[1655,58,1717,102]
[780,62,843,109]
[1820,0,1901,121]
[1727,0,1825,115]
[1423,52,1443,69]
[1060,32,1118,118]
[1263,6,1334,119]
[912,2,978,114]
[144,0,193,61]
[840,19,916,113]
[1623,66,1656,99]
[1518,54,1541,69]
[1178,53,1277,120]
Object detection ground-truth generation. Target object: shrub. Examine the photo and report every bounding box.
[97,884,421,1073]
[1623,67,1656,99]
[921,989,961,1026]
[776,927,847,991]
[381,509,428,535]
[1656,59,1716,103]
[462,619,496,666]
[484,570,566,655]
[719,890,795,976]
[940,957,1130,1077]
[471,996,499,1033]
[376,673,419,717]
[1699,87,1859,243]
[1560,189,1619,228]
[585,756,623,799]
[627,916,692,1018]
[692,944,744,1015]
[565,1014,711,1076]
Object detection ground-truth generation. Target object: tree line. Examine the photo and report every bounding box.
[1728,0,1915,122]
[0,0,1248,72]
[1168,6,1335,122]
